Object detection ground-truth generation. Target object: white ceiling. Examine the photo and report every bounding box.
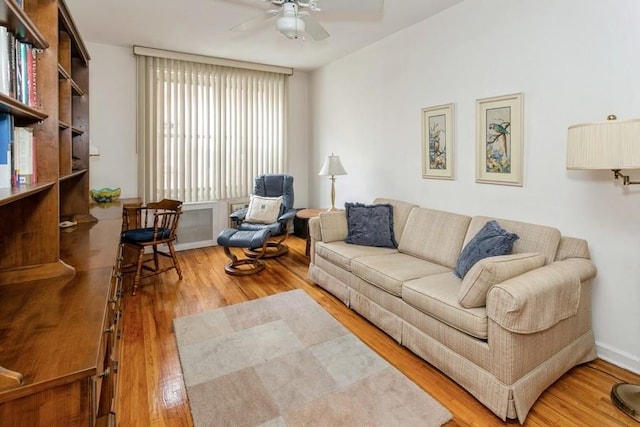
[65,0,463,71]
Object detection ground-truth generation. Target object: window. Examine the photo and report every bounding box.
[135,49,290,203]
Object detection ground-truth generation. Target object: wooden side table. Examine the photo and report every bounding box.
[295,208,325,256]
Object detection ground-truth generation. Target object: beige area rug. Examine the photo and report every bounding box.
[174,289,452,427]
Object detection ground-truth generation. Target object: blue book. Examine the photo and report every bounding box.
[0,113,11,163]
[0,113,13,187]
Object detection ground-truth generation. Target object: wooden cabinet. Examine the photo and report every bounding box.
[0,216,124,426]
[0,1,118,426]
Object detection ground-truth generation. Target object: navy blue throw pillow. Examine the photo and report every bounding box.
[454,220,519,278]
[345,202,398,249]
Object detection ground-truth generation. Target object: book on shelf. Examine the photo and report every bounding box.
[0,27,9,97]
[0,113,13,188]
[0,27,38,106]
[13,125,35,185]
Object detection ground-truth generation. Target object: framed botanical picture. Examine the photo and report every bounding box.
[476,93,524,186]
[422,103,455,180]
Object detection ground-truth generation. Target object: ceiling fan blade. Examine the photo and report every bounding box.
[300,14,329,41]
[229,9,279,32]
[316,0,383,14]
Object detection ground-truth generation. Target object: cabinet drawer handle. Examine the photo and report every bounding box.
[104,325,115,334]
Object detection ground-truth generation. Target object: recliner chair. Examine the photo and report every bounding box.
[230,174,296,258]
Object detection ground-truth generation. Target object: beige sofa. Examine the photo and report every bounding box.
[307,198,597,424]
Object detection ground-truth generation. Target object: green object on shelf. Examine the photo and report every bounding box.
[90,187,121,203]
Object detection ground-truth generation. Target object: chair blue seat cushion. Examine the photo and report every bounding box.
[122,227,171,243]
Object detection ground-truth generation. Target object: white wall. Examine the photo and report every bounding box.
[310,0,640,373]
[87,42,311,207]
[87,42,137,198]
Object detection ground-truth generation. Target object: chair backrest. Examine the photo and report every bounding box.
[254,174,294,212]
[146,199,182,238]
[122,199,182,243]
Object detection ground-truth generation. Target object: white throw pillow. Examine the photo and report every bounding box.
[458,252,546,308]
[245,195,282,224]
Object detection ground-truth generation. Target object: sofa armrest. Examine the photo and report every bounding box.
[486,259,597,334]
[309,216,322,241]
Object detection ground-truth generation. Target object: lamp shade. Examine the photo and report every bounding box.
[567,118,640,170]
[318,154,347,176]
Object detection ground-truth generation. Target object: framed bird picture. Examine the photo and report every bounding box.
[475,93,524,186]
[421,103,455,180]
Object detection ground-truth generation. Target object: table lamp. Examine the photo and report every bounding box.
[567,114,640,422]
[318,153,347,211]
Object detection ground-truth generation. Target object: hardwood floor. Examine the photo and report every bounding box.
[116,236,640,426]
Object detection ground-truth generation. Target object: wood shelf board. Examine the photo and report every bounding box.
[0,0,48,49]
[57,63,70,80]
[59,168,86,182]
[0,181,55,207]
[0,93,48,124]
[71,125,84,135]
[70,79,84,96]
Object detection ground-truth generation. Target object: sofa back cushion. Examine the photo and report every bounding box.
[318,211,348,242]
[465,216,561,265]
[373,198,418,243]
[398,207,472,268]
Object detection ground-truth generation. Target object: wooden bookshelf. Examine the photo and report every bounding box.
[0,1,120,426]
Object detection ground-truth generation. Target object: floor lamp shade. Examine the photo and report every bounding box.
[567,118,640,170]
[319,154,347,211]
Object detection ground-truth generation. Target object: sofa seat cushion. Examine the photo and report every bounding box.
[403,273,488,339]
[352,253,450,297]
[315,241,398,272]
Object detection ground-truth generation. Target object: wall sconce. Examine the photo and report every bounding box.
[567,115,640,185]
[318,153,347,211]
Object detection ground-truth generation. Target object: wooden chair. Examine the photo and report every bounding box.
[120,199,183,295]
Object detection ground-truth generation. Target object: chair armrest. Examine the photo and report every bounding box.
[230,207,248,223]
[487,259,597,334]
[278,209,297,223]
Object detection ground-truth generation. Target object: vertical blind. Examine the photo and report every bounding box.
[136,53,288,203]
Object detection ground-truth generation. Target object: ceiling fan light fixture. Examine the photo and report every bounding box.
[276,15,305,39]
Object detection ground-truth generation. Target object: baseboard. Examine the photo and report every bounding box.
[596,341,640,375]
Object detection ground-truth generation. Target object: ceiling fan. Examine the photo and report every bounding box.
[229,0,384,41]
